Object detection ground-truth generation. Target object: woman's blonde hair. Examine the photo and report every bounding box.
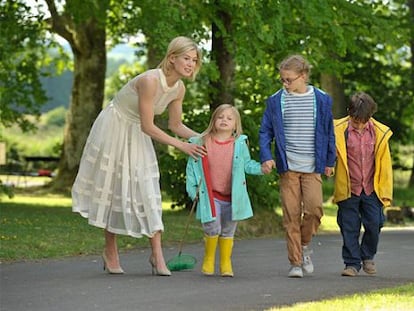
[200,104,243,143]
[279,54,311,81]
[157,36,202,81]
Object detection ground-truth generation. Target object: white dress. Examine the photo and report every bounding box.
[72,69,182,238]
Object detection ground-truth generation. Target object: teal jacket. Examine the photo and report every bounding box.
[186,135,263,223]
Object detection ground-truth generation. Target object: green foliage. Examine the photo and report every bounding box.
[104,62,146,103]
[2,0,413,204]
[42,106,67,127]
[0,0,57,131]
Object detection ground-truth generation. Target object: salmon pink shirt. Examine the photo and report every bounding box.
[346,120,376,196]
[206,137,234,202]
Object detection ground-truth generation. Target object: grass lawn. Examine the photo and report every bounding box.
[267,282,414,311]
[1,180,412,262]
[1,179,413,311]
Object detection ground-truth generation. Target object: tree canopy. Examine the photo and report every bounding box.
[1,0,413,198]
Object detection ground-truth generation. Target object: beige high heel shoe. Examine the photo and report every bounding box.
[149,256,171,276]
[102,252,124,274]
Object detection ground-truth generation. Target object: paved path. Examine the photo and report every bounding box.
[1,228,413,311]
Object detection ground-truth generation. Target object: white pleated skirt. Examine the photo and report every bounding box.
[72,104,163,238]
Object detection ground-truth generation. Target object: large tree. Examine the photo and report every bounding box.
[43,0,109,189]
[3,0,412,197]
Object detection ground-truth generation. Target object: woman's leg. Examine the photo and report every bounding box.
[149,231,169,271]
[103,229,122,270]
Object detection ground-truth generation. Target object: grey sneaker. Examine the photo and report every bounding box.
[288,265,303,278]
[302,246,314,274]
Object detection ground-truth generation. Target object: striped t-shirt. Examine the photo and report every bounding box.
[282,86,316,173]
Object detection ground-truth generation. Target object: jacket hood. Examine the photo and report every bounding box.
[334,116,392,138]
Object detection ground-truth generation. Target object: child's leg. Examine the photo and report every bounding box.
[216,199,236,277]
[337,195,363,270]
[279,171,303,266]
[201,203,221,275]
[300,173,323,246]
[360,191,384,261]
[220,200,237,237]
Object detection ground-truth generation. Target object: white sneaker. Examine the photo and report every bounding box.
[302,246,314,274]
[288,265,303,278]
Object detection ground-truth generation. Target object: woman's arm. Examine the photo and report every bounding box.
[167,84,198,139]
[136,75,204,159]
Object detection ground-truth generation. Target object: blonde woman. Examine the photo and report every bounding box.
[72,36,207,276]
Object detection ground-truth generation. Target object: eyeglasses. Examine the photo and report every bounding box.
[279,75,302,85]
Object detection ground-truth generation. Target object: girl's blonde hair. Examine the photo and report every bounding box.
[279,54,312,81]
[200,104,243,143]
[157,36,202,81]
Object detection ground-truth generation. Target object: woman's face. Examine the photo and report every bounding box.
[279,69,307,93]
[170,49,198,78]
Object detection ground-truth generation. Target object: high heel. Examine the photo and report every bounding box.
[149,256,171,276]
[102,252,124,274]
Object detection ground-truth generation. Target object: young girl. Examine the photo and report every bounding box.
[259,55,336,278]
[186,104,267,277]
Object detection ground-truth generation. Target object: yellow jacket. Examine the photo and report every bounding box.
[333,116,393,206]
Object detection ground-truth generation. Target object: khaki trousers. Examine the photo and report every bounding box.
[279,171,323,266]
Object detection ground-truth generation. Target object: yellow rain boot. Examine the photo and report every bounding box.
[219,237,234,277]
[201,235,218,276]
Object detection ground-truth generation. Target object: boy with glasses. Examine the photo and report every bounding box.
[259,55,336,278]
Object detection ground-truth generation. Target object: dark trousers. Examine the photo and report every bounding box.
[337,191,384,270]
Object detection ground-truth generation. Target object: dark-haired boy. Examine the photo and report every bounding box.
[333,92,393,277]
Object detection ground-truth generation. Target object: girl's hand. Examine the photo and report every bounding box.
[261,160,275,174]
[181,142,207,159]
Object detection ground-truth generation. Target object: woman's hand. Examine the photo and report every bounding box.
[181,142,207,159]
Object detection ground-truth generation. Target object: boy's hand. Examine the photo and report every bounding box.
[324,167,334,177]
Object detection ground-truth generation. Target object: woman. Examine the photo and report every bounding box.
[72,36,207,276]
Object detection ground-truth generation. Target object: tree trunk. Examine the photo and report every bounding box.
[408,0,414,188]
[210,9,235,110]
[54,44,106,190]
[320,73,347,119]
[45,1,107,190]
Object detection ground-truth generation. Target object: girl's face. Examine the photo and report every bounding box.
[214,108,236,134]
[170,49,198,78]
[279,69,307,93]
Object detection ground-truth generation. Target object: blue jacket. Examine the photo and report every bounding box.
[259,87,336,174]
[186,135,263,223]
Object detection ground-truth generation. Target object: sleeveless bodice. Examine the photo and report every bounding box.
[112,69,182,122]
